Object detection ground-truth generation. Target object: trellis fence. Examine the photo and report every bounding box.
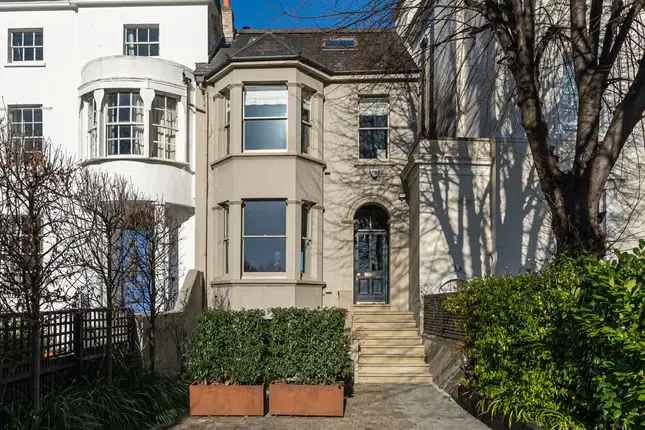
[423,293,466,341]
[0,308,138,403]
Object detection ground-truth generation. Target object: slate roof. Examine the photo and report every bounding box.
[195,29,418,79]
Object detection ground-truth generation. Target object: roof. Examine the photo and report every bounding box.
[195,28,418,80]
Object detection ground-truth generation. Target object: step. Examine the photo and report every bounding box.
[357,364,431,375]
[353,329,419,338]
[357,374,433,384]
[359,354,426,365]
[360,337,422,347]
[359,345,425,355]
[352,304,392,312]
[352,321,417,330]
[352,313,416,322]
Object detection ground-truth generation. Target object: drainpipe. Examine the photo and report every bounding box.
[183,72,192,164]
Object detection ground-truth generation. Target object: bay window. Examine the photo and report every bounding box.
[106,92,144,156]
[243,200,286,272]
[243,85,288,151]
[151,95,177,159]
[359,97,389,159]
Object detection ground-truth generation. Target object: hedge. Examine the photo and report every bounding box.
[266,308,351,385]
[447,242,645,430]
[185,307,351,386]
[185,309,266,385]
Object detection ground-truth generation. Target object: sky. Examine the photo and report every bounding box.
[231,0,367,30]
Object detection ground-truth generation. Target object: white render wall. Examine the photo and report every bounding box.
[0,0,213,291]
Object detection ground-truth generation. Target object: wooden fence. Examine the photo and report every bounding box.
[423,293,466,341]
[0,308,138,403]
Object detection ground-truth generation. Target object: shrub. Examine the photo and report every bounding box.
[447,242,645,430]
[185,309,266,385]
[0,369,187,430]
[266,308,351,385]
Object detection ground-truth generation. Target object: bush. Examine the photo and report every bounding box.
[266,308,351,385]
[447,242,645,430]
[1,369,187,430]
[185,309,266,385]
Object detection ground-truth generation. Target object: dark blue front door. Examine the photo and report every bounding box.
[354,229,388,303]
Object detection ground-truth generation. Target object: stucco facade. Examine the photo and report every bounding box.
[0,0,219,296]
[194,30,418,310]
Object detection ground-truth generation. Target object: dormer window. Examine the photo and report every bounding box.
[323,37,357,49]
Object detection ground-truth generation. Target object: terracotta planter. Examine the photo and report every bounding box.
[189,384,264,416]
[269,383,344,416]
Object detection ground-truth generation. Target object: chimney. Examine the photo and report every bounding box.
[222,0,234,43]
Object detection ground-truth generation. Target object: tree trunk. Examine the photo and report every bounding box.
[149,315,156,374]
[547,173,607,256]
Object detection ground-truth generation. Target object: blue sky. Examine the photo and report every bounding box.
[232,0,364,30]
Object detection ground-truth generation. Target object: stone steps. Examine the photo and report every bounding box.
[352,307,432,384]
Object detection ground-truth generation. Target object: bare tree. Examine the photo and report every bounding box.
[123,202,180,373]
[308,0,645,256]
[72,169,140,382]
[0,118,81,410]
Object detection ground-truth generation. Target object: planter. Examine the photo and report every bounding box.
[269,383,344,416]
[189,384,264,416]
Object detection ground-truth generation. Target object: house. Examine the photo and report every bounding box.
[0,0,220,303]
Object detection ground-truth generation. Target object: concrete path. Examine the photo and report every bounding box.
[173,384,490,429]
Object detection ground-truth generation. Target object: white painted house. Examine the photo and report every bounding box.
[0,0,222,299]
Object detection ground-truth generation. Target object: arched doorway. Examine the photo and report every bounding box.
[353,204,389,303]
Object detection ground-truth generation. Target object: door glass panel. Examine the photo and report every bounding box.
[356,234,370,272]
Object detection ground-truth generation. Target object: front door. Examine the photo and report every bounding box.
[354,229,388,303]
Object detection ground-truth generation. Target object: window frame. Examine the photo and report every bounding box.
[123,24,160,57]
[241,199,287,274]
[300,90,313,154]
[150,93,178,160]
[322,37,357,50]
[8,28,44,64]
[87,97,98,158]
[8,105,43,152]
[105,91,144,156]
[222,204,230,274]
[242,84,289,152]
[300,203,312,274]
[223,90,231,155]
[358,96,390,160]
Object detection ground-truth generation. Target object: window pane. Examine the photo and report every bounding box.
[23,32,33,46]
[149,27,159,42]
[12,48,22,61]
[359,130,388,159]
[24,48,34,61]
[149,44,159,56]
[137,44,149,56]
[35,47,43,61]
[11,32,22,46]
[243,237,286,272]
[118,108,131,122]
[301,206,309,237]
[34,108,42,122]
[137,27,149,42]
[301,124,311,154]
[23,109,33,122]
[244,86,287,118]
[118,93,130,106]
[244,200,286,236]
[35,31,43,46]
[359,114,388,128]
[120,139,132,155]
[126,28,136,43]
[244,119,287,150]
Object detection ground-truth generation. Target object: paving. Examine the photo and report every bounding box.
[172,384,490,429]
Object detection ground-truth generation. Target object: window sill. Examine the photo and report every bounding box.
[5,61,46,68]
[82,155,193,173]
[353,159,397,167]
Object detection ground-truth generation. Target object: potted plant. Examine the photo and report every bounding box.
[185,310,265,416]
[266,308,351,416]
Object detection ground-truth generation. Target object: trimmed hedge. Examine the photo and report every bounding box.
[447,242,645,430]
[266,308,351,385]
[185,307,351,386]
[185,309,266,385]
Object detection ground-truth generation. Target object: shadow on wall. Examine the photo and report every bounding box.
[321,79,418,309]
